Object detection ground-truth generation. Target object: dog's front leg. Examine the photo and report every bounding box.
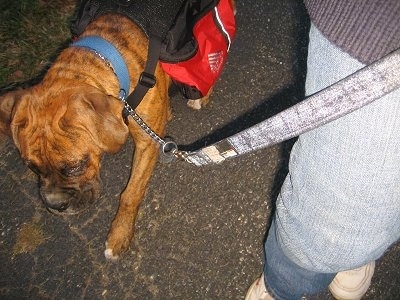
[104,135,160,260]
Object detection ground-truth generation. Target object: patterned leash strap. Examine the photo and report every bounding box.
[126,48,400,166]
[183,48,400,166]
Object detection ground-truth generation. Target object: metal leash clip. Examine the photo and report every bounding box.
[160,138,196,164]
[160,138,179,163]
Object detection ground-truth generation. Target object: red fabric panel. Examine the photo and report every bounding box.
[160,0,236,97]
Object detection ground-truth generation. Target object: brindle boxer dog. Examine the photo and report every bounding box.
[0,0,236,260]
[0,13,215,260]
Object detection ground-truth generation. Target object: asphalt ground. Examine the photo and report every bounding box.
[1,1,399,299]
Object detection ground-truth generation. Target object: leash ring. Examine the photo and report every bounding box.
[162,140,178,156]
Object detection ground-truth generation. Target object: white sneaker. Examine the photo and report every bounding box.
[245,273,274,300]
[329,261,375,300]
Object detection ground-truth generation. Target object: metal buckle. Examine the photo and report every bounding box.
[139,72,156,88]
[118,89,127,100]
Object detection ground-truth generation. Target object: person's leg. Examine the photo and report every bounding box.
[262,24,400,299]
[262,221,335,299]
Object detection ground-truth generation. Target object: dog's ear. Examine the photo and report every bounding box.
[71,91,130,153]
[0,90,25,137]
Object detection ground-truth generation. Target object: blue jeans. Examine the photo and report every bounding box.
[263,24,400,299]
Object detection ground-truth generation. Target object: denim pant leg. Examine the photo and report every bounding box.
[263,24,400,299]
[264,220,335,299]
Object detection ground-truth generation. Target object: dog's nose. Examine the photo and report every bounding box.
[41,191,71,211]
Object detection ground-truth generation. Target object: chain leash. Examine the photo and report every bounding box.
[121,100,194,163]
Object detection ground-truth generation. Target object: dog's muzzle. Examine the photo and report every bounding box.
[39,181,100,214]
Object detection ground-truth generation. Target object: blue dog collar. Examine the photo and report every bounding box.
[71,36,130,100]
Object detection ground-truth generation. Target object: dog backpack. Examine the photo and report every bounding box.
[71,0,236,108]
[159,0,236,100]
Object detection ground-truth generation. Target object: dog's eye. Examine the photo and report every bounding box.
[60,156,89,177]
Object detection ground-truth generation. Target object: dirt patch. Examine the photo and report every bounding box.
[13,222,45,255]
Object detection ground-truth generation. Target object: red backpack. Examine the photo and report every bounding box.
[160,0,236,99]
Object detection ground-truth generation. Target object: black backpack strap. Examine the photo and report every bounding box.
[122,34,162,121]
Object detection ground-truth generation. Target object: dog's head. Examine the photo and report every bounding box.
[0,83,129,214]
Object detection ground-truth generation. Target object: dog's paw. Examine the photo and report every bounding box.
[104,226,132,261]
[187,99,202,110]
[104,243,120,261]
